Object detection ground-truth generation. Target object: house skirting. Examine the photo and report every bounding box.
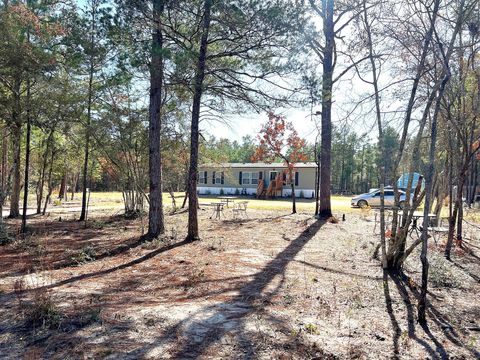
[197,187,315,198]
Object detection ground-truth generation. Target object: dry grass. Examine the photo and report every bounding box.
[55,191,357,213]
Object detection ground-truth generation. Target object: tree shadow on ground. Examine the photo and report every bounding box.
[9,239,192,297]
[50,232,169,270]
[383,270,480,360]
[450,246,480,283]
[402,272,480,359]
[132,219,328,359]
[382,270,401,358]
[388,272,447,359]
[451,260,480,283]
[295,259,383,281]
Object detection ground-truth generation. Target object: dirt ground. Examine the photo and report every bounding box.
[0,201,479,359]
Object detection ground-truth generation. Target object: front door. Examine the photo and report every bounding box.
[269,171,277,182]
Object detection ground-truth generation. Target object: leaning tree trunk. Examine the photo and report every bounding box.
[147,0,166,238]
[363,0,387,268]
[388,0,441,242]
[418,67,451,325]
[186,0,213,242]
[43,149,55,215]
[318,0,334,219]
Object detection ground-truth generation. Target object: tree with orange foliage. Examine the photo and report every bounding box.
[252,112,309,214]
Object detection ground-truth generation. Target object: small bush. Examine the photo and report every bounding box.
[183,267,206,289]
[70,245,96,265]
[299,190,304,199]
[429,254,464,288]
[219,188,224,195]
[88,220,107,229]
[206,239,225,252]
[53,199,62,206]
[142,237,164,250]
[124,210,145,220]
[234,188,240,195]
[24,289,62,329]
[13,237,45,257]
[304,323,319,334]
[0,223,14,245]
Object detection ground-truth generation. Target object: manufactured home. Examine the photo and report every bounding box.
[197,162,317,198]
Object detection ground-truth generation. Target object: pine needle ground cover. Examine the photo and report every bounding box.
[0,195,479,359]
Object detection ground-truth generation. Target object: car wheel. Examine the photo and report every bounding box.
[399,201,406,209]
[357,200,368,208]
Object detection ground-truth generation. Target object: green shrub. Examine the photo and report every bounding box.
[142,237,164,250]
[219,188,224,195]
[88,220,107,229]
[299,190,304,198]
[70,245,96,265]
[304,323,319,334]
[234,188,240,195]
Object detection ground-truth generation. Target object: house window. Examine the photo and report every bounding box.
[242,172,258,185]
[198,171,207,184]
[269,171,277,181]
[214,171,224,184]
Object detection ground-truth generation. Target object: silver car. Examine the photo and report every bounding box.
[351,189,408,209]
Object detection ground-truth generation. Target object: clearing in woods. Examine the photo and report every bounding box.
[0,194,479,359]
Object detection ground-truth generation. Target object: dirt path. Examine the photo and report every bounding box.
[0,209,479,359]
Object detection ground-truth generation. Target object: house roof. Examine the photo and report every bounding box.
[201,162,317,168]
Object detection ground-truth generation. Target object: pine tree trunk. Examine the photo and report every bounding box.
[186,0,213,241]
[0,121,9,220]
[36,131,53,214]
[9,77,21,218]
[319,0,334,219]
[58,172,66,199]
[71,173,78,200]
[80,6,96,222]
[147,0,166,238]
[314,156,320,216]
[21,77,32,233]
[456,184,464,247]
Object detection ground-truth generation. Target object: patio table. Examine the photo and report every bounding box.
[209,202,225,220]
[218,196,238,208]
[409,212,437,238]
